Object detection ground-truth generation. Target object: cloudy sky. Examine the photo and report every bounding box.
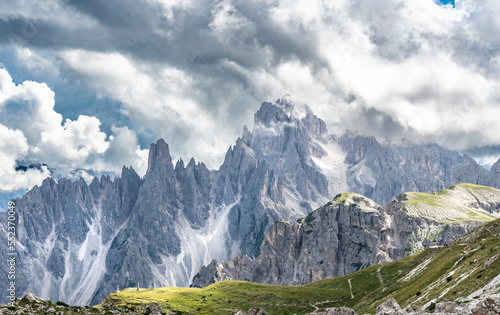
[1,0,500,190]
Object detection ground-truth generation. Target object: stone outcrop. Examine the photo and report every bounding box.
[376,298,407,315]
[434,301,460,313]
[190,259,231,288]
[148,302,162,314]
[407,295,500,315]
[253,194,391,285]
[248,307,269,315]
[0,292,141,314]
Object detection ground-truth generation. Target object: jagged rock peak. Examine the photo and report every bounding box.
[146,138,173,176]
[339,131,381,164]
[121,165,139,179]
[121,165,134,172]
[242,125,252,145]
[253,96,328,141]
[274,93,295,111]
[175,158,184,172]
[254,101,290,127]
[77,176,87,187]
[186,157,196,168]
[90,176,100,185]
[275,94,314,119]
[253,95,306,126]
[41,177,57,188]
[278,93,293,103]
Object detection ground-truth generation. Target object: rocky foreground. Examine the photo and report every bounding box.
[237,296,500,315]
[2,292,500,315]
[308,296,500,315]
[0,291,153,315]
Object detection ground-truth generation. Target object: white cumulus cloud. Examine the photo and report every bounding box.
[0,68,148,190]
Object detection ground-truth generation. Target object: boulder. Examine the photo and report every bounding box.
[248,307,269,315]
[148,302,162,315]
[101,299,118,309]
[19,292,44,304]
[140,302,147,313]
[470,295,500,315]
[435,301,461,313]
[376,298,407,315]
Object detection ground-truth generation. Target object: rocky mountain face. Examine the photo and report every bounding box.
[0,189,26,212]
[2,96,500,305]
[191,184,500,287]
[488,159,500,188]
[4,166,142,305]
[338,135,489,206]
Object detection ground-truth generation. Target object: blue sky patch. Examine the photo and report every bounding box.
[437,0,455,6]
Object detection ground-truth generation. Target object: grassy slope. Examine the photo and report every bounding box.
[333,192,353,203]
[103,219,500,315]
[402,184,500,223]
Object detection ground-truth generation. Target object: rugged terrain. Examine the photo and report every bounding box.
[1,96,500,305]
[83,219,500,314]
[191,184,500,287]
[103,220,500,314]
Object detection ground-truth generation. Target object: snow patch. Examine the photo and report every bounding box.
[310,140,349,199]
[33,227,56,299]
[170,196,242,287]
[69,216,127,305]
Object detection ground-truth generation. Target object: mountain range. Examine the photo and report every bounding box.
[1,96,500,305]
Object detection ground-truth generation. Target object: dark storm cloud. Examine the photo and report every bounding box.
[1,0,325,70]
[348,106,408,140]
[0,0,325,131]
[1,0,500,190]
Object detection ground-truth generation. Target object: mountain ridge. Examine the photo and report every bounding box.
[2,96,500,305]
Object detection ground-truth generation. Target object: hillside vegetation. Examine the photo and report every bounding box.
[102,219,500,314]
[402,184,500,222]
